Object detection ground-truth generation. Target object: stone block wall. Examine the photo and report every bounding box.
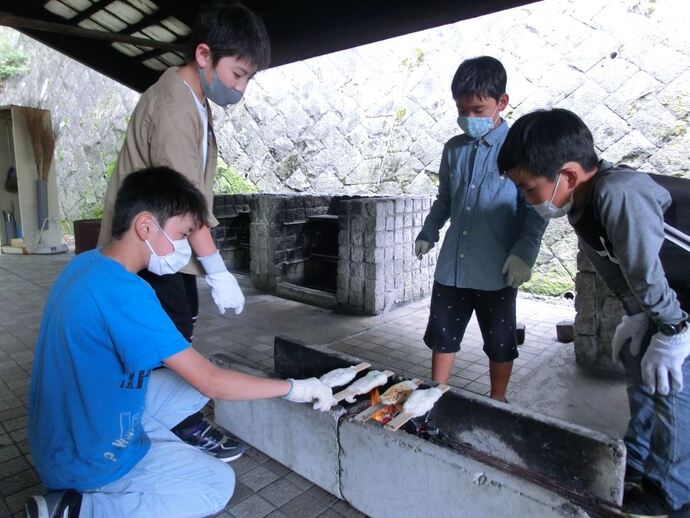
[573,250,625,374]
[212,194,254,272]
[212,193,437,314]
[336,196,436,314]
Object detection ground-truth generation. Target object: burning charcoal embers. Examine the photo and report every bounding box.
[334,370,393,403]
[354,378,420,424]
[319,362,371,388]
[379,379,420,405]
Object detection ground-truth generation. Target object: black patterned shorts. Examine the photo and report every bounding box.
[423,282,518,362]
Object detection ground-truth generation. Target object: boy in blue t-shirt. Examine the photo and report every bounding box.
[415,56,547,402]
[498,108,689,517]
[26,168,336,518]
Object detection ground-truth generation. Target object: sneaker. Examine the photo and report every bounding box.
[622,484,669,518]
[175,416,246,462]
[641,478,690,518]
[624,465,644,491]
[25,490,82,518]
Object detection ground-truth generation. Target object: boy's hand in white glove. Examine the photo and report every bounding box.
[198,251,245,315]
[611,313,648,361]
[501,254,532,288]
[284,378,337,411]
[641,326,690,395]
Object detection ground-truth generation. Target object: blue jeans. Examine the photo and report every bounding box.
[622,329,690,510]
[79,369,235,517]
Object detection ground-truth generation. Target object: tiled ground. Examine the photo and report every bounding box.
[0,252,577,517]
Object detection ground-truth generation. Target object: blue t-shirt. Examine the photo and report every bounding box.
[28,250,190,491]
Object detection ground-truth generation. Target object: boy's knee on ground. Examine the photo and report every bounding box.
[206,461,235,513]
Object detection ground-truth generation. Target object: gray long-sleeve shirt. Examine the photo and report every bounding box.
[569,161,685,325]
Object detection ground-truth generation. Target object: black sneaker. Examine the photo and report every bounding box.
[641,478,690,518]
[622,484,670,518]
[25,490,82,518]
[175,416,246,462]
[624,465,644,491]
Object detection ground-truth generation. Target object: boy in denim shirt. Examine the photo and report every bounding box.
[415,56,547,402]
[499,108,689,517]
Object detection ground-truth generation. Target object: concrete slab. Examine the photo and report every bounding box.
[338,419,588,518]
[212,356,345,498]
[274,337,626,506]
[510,345,630,437]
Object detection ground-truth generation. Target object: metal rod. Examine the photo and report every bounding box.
[0,12,185,52]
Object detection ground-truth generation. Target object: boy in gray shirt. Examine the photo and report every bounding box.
[498,108,689,518]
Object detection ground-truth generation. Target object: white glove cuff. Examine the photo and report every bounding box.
[283,378,295,399]
[198,251,227,275]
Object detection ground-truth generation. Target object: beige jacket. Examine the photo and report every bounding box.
[97,67,218,276]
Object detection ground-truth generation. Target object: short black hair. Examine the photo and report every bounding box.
[111,167,209,239]
[497,109,599,181]
[186,1,271,70]
[451,56,507,100]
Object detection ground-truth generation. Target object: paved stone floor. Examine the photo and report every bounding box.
[0,252,628,517]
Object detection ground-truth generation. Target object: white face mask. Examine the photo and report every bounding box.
[144,219,192,275]
[531,174,574,220]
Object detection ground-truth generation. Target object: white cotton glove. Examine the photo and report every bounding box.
[198,251,245,315]
[284,378,337,411]
[415,240,431,260]
[501,254,532,288]
[319,366,359,388]
[641,327,690,395]
[611,312,648,361]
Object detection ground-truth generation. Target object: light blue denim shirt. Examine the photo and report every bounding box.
[418,121,547,290]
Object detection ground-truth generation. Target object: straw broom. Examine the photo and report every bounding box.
[18,106,58,181]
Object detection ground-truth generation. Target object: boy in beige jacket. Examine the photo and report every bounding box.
[97,1,270,461]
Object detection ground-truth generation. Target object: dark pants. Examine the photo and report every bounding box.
[138,271,199,343]
[423,282,518,362]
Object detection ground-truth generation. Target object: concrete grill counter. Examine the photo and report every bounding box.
[213,337,625,517]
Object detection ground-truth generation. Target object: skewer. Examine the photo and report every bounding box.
[353,378,421,423]
[333,370,394,403]
[351,362,371,373]
[384,384,450,432]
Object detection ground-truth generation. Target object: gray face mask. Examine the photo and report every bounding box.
[198,67,243,107]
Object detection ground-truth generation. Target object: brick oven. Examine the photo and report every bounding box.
[212,194,439,315]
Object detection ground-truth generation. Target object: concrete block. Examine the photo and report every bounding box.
[339,419,583,518]
[403,214,413,228]
[386,200,395,215]
[385,216,395,231]
[394,229,403,244]
[394,215,404,229]
[213,360,345,498]
[349,262,364,278]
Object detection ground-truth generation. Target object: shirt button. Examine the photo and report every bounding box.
[466,207,471,211]
[462,230,468,235]
[470,184,476,189]
[460,253,465,258]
